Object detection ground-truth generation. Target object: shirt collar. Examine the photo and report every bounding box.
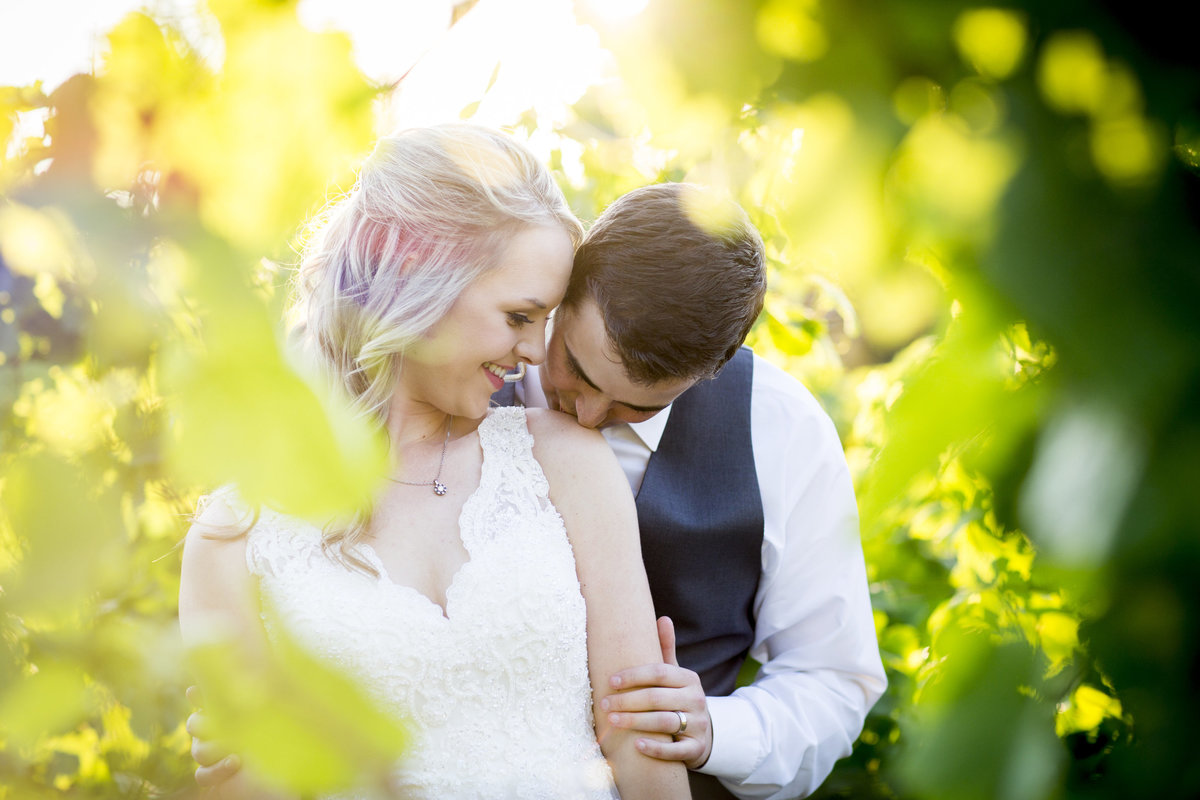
[626,405,672,451]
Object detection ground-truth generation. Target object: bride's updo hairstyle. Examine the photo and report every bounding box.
[291,123,583,423]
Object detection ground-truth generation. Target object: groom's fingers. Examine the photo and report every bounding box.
[634,731,709,765]
[191,736,229,768]
[186,706,242,786]
[602,662,714,769]
[604,665,706,716]
[602,684,692,713]
[604,704,711,739]
[606,710,689,734]
[185,710,211,740]
[194,755,242,787]
[608,662,692,692]
[607,707,713,768]
[656,616,679,667]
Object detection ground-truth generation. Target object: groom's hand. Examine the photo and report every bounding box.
[186,685,242,787]
[600,616,713,770]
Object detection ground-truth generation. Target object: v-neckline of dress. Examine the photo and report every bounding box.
[352,418,496,621]
[355,531,475,621]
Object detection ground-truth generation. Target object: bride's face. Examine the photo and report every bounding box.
[400,225,574,420]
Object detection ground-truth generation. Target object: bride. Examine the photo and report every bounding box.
[178,124,690,799]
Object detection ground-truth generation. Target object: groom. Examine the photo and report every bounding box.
[497,184,884,800]
[189,184,885,799]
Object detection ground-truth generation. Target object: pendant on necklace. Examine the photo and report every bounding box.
[433,480,448,496]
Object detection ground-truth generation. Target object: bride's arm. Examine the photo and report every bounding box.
[178,495,297,800]
[529,409,692,800]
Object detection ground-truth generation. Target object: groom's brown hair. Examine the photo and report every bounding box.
[562,183,766,385]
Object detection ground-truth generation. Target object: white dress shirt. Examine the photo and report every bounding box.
[518,359,886,799]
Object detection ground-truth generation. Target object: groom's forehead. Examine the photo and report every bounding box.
[556,302,611,350]
[554,303,642,382]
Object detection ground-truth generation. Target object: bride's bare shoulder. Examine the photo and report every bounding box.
[523,408,628,511]
[524,407,610,459]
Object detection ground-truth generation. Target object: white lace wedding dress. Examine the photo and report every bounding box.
[217,407,617,799]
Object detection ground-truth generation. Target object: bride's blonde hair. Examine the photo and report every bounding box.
[291,123,583,423]
[288,124,582,563]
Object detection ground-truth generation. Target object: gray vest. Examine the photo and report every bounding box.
[635,348,762,800]
[635,347,763,695]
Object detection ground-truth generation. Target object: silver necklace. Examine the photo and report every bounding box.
[389,416,452,496]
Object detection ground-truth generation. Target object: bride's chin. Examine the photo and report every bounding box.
[453,393,494,421]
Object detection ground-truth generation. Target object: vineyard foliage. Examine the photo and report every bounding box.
[1,1,1197,798]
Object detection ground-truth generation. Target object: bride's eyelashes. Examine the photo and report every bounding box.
[507,311,534,327]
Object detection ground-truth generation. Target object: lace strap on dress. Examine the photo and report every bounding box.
[475,406,552,499]
[478,405,533,446]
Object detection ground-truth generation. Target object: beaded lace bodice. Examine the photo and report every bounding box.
[223,407,615,799]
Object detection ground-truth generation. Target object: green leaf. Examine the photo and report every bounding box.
[187,608,409,795]
[459,99,481,119]
[0,663,90,747]
[899,625,1062,800]
[484,60,502,93]
[762,309,815,356]
[1,451,125,619]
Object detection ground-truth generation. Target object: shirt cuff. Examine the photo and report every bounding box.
[696,693,767,781]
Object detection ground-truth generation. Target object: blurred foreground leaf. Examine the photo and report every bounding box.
[898,624,1062,800]
[0,662,91,749]
[187,610,409,796]
[165,331,390,520]
[0,450,125,619]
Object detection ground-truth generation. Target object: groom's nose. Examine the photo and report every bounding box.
[572,394,611,429]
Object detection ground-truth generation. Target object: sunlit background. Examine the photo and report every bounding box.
[1,0,607,136]
[1,1,1198,798]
